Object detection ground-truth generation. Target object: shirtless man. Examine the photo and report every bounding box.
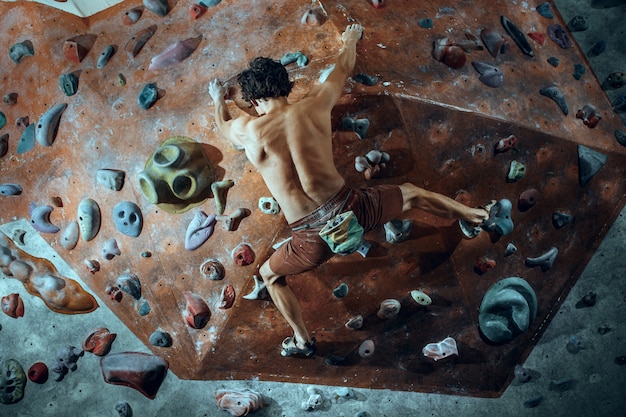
[208,24,488,357]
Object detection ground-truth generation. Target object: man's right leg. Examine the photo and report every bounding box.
[259,260,314,354]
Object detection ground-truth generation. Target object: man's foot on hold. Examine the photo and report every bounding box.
[384,219,412,243]
[281,336,316,357]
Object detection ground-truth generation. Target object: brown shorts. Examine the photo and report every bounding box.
[268,184,403,276]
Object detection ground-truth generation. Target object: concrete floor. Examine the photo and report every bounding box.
[1,0,626,416]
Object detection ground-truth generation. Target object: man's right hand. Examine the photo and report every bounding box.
[341,23,364,45]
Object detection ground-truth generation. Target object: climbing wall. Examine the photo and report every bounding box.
[1,0,625,397]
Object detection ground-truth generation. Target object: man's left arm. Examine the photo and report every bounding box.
[208,79,244,149]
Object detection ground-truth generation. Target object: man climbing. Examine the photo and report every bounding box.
[208,24,488,357]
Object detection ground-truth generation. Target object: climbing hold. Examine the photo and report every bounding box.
[138,300,150,316]
[0,359,26,404]
[523,395,543,408]
[211,179,234,215]
[143,0,168,16]
[501,16,533,57]
[115,402,133,417]
[242,275,268,300]
[122,6,143,25]
[566,335,585,353]
[30,203,60,233]
[102,238,121,260]
[474,256,496,275]
[613,95,626,112]
[547,24,572,48]
[219,284,236,309]
[77,198,101,241]
[513,364,535,384]
[185,210,216,250]
[2,93,17,106]
[578,144,607,186]
[553,211,573,229]
[471,61,503,88]
[63,37,89,64]
[96,168,125,191]
[536,2,553,18]
[377,298,401,319]
[27,362,49,384]
[199,0,221,6]
[588,40,606,57]
[148,35,203,71]
[494,134,517,153]
[518,188,539,212]
[1,293,24,318]
[540,86,568,115]
[35,103,68,146]
[182,291,211,329]
[342,116,370,139]
[59,73,79,96]
[149,330,173,347]
[113,201,143,237]
[97,45,116,68]
[422,336,458,361]
[84,259,100,274]
[418,18,433,29]
[482,199,514,236]
[576,104,602,128]
[215,389,264,416]
[605,71,626,89]
[50,196,63,207]
[118,73,126,86]
[527,32,546,45]
[573,63,586,80]
[549,377,576,392]
[100,352,169,399]
[358,340,375,358]
[83,327,117,356]
[525,247,558,271]
[479,277,537,343]
[233,243,255,266]
[0,184,22,196]
[125,25,157,57]
[345,314,363,330]
[301,7,327,26]
[354,73,379,86]
[568,15,588,31]
[370,0,385,8]
[432,37,466,69]
[9,41,34,64]
[138,83,159,109]
[410,290,432,305]
[547,56,560,67]
[333,282,349,298]
[258,196,280,214]
[575,290,596,308]
[189,4,207,19]
[0,133,7,157]
[615,130,626,146]
[507,160,526,182]
[280,51,308,67]
[200,258,225,281]
[480,28,505,58]
[51,346,84,381]
[116,273,141,300]
[61,221,79,250]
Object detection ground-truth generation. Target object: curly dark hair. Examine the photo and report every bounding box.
[237,57,294,101]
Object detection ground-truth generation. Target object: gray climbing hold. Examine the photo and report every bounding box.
[35,103,68,146]
[138,83,158,109]
[333,282,349,298]
[525,246,558,271]
[482,199,514,236]
[96,169,125,191]
[540,86,568,115]
[552,212,573,229]
[0,184,22,196]
[59,73,79,96]
[149,330,173,347]
[578,144,607,186]
[9,41,34,64]
[615,130,626,146]
[113,201,143,237]
[97,45,115,68]
[478,277,537,344]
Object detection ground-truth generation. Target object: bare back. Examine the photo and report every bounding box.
[237,97,345,224]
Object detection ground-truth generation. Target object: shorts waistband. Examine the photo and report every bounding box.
[289,185,352,229]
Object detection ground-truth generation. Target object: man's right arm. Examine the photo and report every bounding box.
[209,79,245,150]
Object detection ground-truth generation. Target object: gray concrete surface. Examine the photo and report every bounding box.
[1,0,625,416]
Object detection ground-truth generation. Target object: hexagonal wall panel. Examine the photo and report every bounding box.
[1,0,624,397]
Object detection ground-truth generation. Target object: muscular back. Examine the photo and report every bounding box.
[237,96,345,224]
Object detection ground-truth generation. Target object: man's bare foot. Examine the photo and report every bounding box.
[462,207,490,226]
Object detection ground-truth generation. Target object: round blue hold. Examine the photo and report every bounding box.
[418,18,433,29]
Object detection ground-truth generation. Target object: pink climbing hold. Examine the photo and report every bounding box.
[148,35,203,71]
